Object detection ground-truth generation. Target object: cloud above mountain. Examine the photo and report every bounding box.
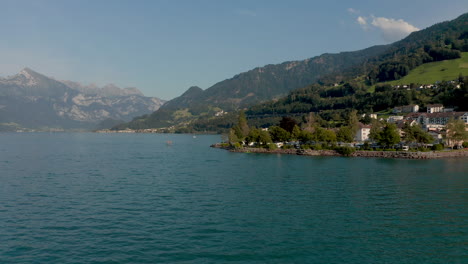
[369,16,419,42]
[348,9,419,42]
[357,16,368,29]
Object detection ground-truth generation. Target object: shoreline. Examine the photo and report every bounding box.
[211,144,468,159]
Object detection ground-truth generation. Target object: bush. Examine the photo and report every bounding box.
[431,144,444,151]
[335,146,356,156]
[301,144,312,149]
[463,142,468,148]
[281,144,294,149]
[416,147,431,152]
[266,143,278,150]
[233,142,242,149]
[311,144,323,150]
[362,142,371,150]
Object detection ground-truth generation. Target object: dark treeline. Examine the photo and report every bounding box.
[245,77,468,124]
[186,76,467,133]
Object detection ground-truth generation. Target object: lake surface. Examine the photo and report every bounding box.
[1,133,467,263]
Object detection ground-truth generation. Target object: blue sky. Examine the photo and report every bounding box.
[0,0,466,99]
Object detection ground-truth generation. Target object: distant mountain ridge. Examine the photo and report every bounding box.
[119,45,391,129]
[0,68,165,130]
[163,45,389,111]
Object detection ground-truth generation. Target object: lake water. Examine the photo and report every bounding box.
[1,133,467,263]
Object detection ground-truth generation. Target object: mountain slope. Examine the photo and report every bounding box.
[0,68,165,130]
[387,52,468,85]
[167,45,389,111]
[120,45,390,130]
[119,12,468,131]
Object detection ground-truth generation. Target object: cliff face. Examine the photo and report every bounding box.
[0,68,165,130]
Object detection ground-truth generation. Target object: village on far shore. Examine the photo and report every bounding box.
[217,97,468,155]
[97,76,468,155]
[355,103,468,148]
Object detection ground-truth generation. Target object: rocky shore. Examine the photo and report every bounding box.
[210,144,468,159]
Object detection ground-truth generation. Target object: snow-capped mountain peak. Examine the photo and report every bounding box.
[1,67,44,87]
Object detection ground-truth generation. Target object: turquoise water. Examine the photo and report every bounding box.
[0,133,467,263]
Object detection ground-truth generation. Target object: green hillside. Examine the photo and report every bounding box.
[388,52,468,85]
[115,13,468,132]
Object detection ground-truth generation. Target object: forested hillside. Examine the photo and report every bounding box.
[116,13,468,132]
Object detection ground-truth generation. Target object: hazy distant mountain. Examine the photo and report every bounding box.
[0,68,165,130]
[61,80,145,97]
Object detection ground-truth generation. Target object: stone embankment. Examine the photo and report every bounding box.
[210,144,468,159]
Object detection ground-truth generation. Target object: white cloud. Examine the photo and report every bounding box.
[357,16,367,26]
[351,12,419,42]
[347,8,358,14]
[370,16,419,42]
[356,16,369,31]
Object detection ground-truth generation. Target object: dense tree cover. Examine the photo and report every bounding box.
[269,126,291,142]
[372,123,401,148]
[369,119,384,143]
[246,128,272,146]
[279,116,298,133]
[244,76,468,129]
[336,126,354,143]
[402,123,433,144]
[446,118,468,144]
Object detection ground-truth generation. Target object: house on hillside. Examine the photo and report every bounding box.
[393,104,419,113]
[387,115,404,123]
[361,113,378,119]
[427,104,444,113]
[354,123,371,142]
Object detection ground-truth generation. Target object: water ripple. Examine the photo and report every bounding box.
[0,133,467,263]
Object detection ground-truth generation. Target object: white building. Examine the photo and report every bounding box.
[354,123,371,142]
[407,112,468,129]
[427,104,444,113]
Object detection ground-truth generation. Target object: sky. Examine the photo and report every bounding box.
[0,0,467,100]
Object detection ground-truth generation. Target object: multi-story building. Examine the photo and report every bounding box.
[427,104,444,113]
[354,123,371,142]
[407,112,468,129]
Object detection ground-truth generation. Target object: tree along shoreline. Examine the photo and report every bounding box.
[210,144,468,159]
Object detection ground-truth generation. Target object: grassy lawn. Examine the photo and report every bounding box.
[387,52,468,85]
[172,108,193,120]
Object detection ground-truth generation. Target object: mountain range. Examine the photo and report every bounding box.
[2,13,466,132]
[0,68,165,131]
